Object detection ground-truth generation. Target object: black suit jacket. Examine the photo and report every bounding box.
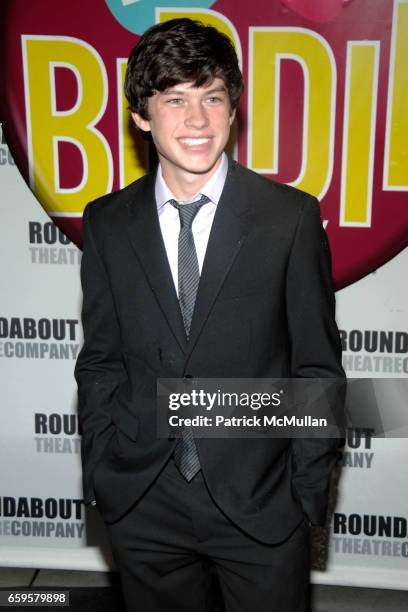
[75,159,345,543]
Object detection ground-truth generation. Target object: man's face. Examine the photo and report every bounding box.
[132,78,235,184]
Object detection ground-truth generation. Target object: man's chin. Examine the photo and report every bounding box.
[158,151,224,181]
[182,157,223,176]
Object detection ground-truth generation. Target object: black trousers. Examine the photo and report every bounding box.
[106,458,311,612]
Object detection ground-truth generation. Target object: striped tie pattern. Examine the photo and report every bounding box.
[170,194,209,481]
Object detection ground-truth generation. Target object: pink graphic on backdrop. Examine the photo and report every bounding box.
[0,0,407,289]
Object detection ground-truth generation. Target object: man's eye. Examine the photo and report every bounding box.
[207,97,222,104]
[166,98,183,105]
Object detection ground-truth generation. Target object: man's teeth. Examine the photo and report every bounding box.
[180,138,210,145]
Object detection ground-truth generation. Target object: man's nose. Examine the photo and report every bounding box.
[184,102,209,128]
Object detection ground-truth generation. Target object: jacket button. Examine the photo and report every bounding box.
[183,374,194,387]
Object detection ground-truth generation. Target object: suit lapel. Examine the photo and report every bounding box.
[125,160,253,358]
[186,161,254,357]
[125,170,188,353]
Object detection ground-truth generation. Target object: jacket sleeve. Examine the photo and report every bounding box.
[285,196,345,526]
[74,203,127,504]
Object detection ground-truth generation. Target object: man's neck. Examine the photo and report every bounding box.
[159,158,223,201]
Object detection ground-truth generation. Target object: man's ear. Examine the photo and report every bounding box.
[131,111,150,133]
[229,109,236,126]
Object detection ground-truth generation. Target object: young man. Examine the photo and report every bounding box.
[75,18,344,612]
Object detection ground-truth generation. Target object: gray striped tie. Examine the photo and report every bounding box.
[170,194,209,481]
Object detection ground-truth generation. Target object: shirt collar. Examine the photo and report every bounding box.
[155,152,228,211]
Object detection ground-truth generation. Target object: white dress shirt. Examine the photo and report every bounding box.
[155,153,228,296]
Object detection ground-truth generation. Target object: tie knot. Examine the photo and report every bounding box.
[169,195,210,229]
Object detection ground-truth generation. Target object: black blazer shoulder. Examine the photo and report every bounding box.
[230,160,318,209]
[82,170,155,235]
[226,160,322,248]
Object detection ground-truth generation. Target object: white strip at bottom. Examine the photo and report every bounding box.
[0,548,407,591]
[0,547,113,572]
[312,566,408,590]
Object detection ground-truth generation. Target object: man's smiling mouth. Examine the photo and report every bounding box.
[178,138,211,146]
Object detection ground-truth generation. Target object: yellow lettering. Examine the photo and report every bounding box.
[383,0,408,190]
[249,28,335,199]
[340,42,379,226]
[22,36,112,214]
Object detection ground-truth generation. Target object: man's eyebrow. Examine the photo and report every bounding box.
[204,86,227,95]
